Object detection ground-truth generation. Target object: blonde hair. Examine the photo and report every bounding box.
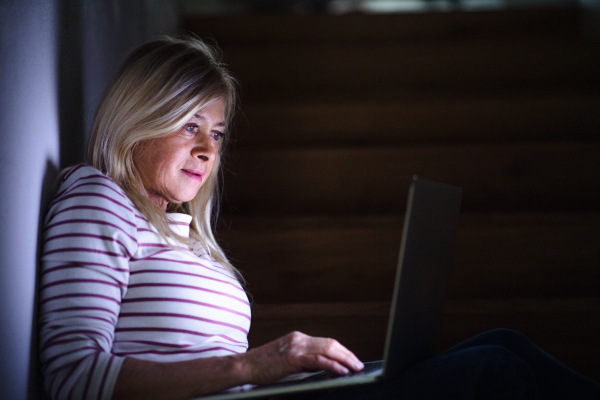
[88,36,241,280]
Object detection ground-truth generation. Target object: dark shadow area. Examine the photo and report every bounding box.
[28,159,58,400]
[58,0,85,169]
[194,6,600,380]
[28,0,86,396]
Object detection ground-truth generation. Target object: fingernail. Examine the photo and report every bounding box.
[354,361,364,370]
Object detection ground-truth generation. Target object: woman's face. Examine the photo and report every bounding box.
[134,99,226,210]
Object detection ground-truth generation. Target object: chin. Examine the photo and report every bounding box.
[177,194,200,204]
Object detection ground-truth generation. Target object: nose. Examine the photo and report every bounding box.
[191,132,218,162]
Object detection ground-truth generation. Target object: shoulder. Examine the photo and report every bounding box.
[59,164,127,198]
[52,164,135,210]
[46,164,139,225]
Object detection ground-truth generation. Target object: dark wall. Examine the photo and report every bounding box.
[0,1,177,398]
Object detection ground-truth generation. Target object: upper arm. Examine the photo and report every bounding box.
[39,167,139,400]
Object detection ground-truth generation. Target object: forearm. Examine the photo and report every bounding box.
[112,331,364,400]
[113,354,250,400]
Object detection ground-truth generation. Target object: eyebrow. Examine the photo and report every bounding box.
[194,113,226,127]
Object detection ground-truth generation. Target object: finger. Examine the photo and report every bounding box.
[282,334,364,373]
[316,338,364,372]
[299,353,350,375]
[315,354,350,375]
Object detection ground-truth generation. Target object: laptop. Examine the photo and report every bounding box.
[196,176,463,399]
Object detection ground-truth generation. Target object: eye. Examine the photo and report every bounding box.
[211,131,224,141]
[184,124,198,134]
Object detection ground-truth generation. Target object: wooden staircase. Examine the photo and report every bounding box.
[182,6,600,380]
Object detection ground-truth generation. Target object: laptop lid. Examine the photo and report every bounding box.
[383,176,462,379]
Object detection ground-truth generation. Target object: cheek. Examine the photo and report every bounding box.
[154,147,184,174]
[134,151,155,188]
[137,150,176,191]
[147,156,168,182]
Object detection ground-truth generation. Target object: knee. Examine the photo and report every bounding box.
[473,344,524,366]
[447,328,536,357]
[481,328,533,347]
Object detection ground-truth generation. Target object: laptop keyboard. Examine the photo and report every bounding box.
[301,360,384,382]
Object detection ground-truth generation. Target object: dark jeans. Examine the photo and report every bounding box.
[284,328,600,400]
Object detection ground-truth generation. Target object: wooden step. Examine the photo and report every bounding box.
[216,39,600,102]
[182,7,581,46]
[249,302,390,358]
[218,213,600,303]
[247,298,600,381]
[222,143,600,214]
[451,213,600,299]
[233,92,600,147]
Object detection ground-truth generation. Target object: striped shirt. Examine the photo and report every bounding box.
[39,165,251,400]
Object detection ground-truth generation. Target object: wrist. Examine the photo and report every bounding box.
[230,352,253,384]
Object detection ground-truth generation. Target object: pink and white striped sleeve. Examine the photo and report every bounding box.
[40,165,139,400]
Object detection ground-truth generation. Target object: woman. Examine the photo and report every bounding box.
[40,36,600,400]
[40,36,362,400]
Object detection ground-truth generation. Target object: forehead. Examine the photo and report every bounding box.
[189,98,226,124]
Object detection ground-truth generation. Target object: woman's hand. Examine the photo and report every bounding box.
[239,331,364,386]
[113,332,364,399]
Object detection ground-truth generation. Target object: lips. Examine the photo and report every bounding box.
[181,169,205,183]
